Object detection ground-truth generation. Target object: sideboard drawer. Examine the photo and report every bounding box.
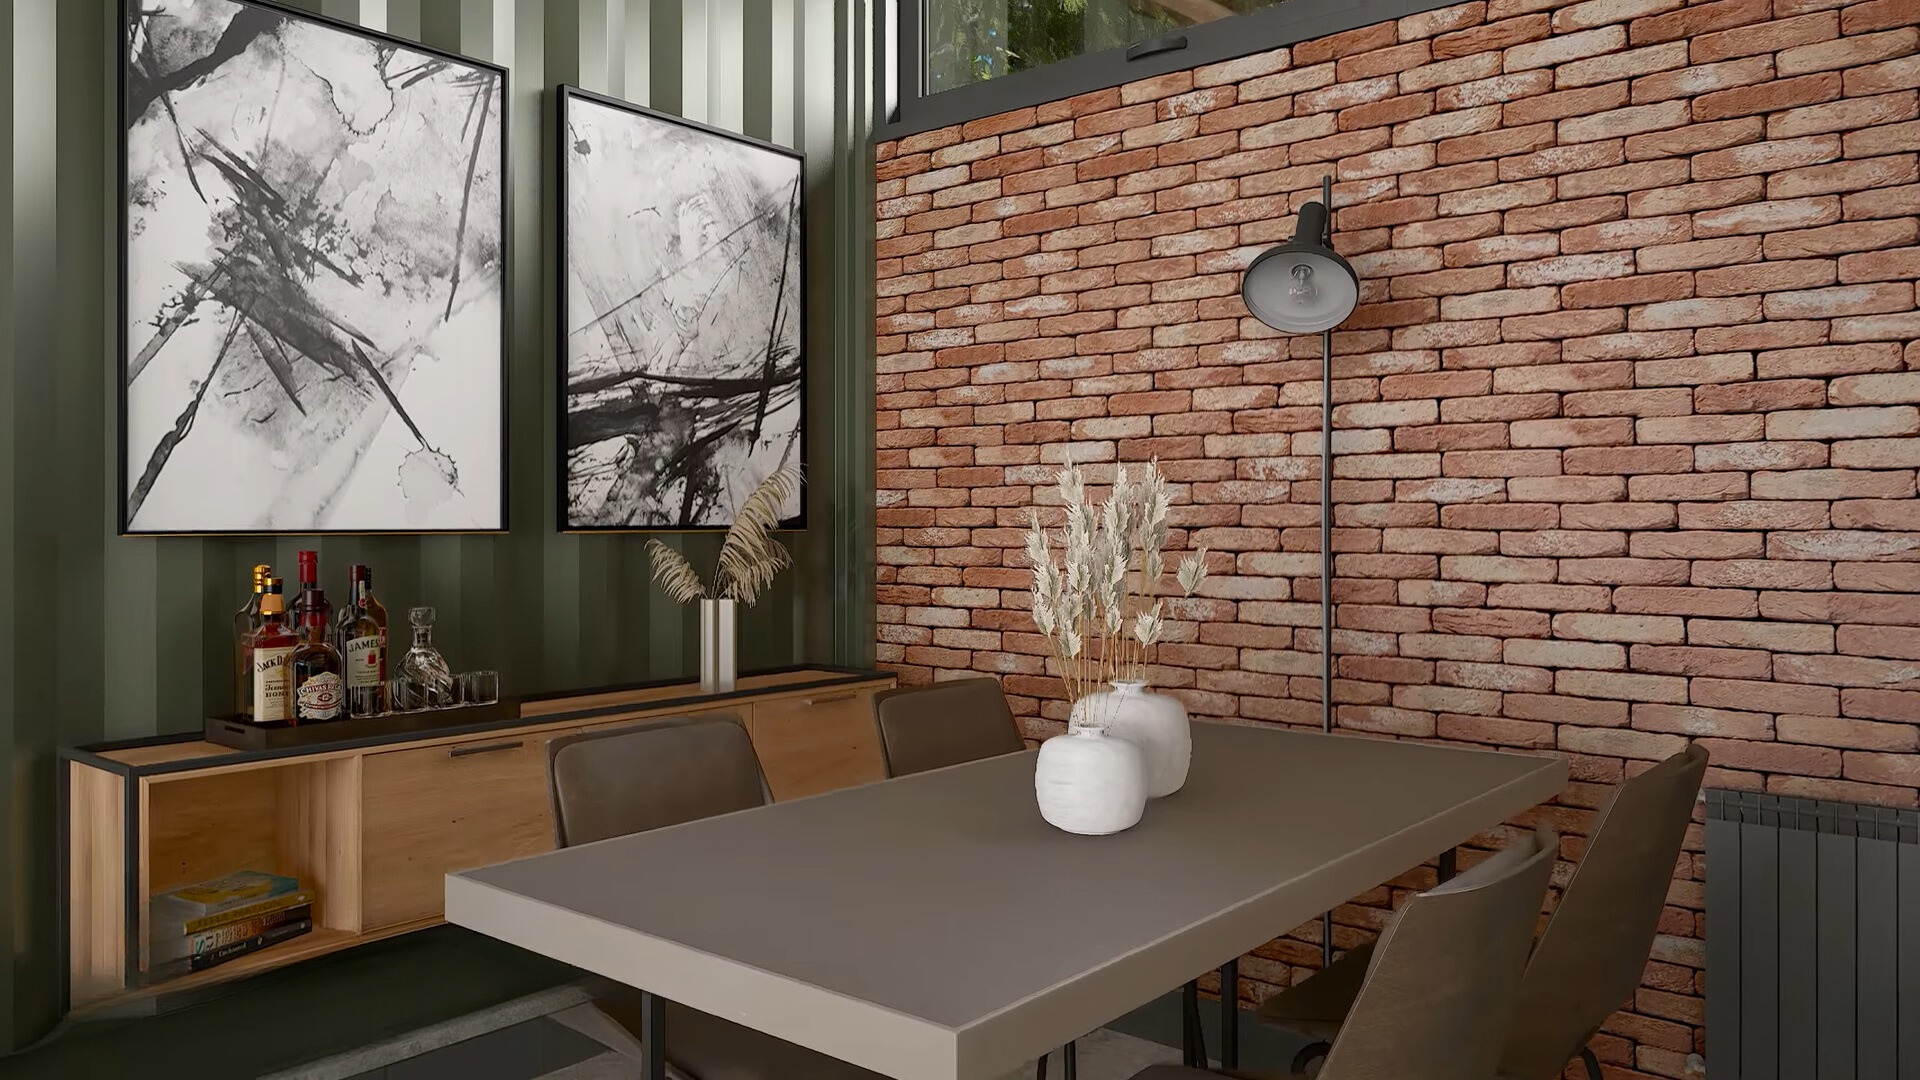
[749,689,886,801]
[360,735,559,930]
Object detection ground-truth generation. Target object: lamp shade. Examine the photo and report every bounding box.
[1240,201,1358,334]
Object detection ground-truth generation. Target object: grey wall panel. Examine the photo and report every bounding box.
[0,0,874,1050]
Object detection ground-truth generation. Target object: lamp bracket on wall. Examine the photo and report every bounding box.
[1125,34,1188,61]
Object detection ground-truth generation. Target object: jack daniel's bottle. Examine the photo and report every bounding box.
[233,563,272,717]
[248,580,297,724]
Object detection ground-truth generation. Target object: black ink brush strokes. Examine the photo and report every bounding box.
[560,90,806,530]
[123,0,504,532]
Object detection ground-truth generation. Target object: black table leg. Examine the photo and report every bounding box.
[641,991,665,1080]
[1438,847,1456,883]
[1219,958,1239,1070]
[1181,979,1204,1066]
[1063,1040,1077,1080]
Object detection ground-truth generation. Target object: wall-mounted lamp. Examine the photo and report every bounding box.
[1239,178,1356,972]
[1239,200,1358,334]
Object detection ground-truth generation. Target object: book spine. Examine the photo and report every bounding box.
[187,905,311,955]
[183,891,315,935]
[188,918,312,973]
[155,874,299,919]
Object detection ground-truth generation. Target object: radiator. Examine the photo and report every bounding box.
[1705,789,1920,1080]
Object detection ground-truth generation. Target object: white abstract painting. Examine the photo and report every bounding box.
[123,0,505,533]
[561,88,805,530]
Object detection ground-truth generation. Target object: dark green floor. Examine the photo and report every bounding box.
[0,930,1303,1080]
[0,927,584,1080]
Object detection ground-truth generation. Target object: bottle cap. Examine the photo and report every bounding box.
[298,550,318,582]
[251,563,272,588]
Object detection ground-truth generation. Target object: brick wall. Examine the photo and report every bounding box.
[874,1,1919,1075]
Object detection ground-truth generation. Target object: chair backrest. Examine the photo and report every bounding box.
[1319,826,1557,1080]
[1499,743,1709,1080]
[547,713,768,848]
[872,677,1025,778]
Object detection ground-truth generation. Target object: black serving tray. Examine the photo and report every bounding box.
[205,699,523,751]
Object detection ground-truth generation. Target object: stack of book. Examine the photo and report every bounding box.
[149,870,314,975]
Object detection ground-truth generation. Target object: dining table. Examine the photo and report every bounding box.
[445,719,1568,1080]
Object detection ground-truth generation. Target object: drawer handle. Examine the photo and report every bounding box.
[449,740,524,759]
[802,692,856,706]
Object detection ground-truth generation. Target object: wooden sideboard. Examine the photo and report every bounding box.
[62,666,895,1013]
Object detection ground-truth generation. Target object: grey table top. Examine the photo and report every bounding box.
[447,721,1567,1080]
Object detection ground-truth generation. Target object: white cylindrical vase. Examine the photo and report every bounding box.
[1034,725,1147,836]
[1070,680,1191,798]
[698,598,737,694]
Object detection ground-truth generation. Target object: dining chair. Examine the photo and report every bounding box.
[546,714,890,1080]
[873,676,1027,777]
[1126,825,1558,1080]
[1263,743,1709,1080]
[872,677,1079,1080]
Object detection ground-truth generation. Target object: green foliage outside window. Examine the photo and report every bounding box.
[923,0,1289,94]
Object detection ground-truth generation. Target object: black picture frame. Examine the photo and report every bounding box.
[555,85,809,533]
[118,0,511,535]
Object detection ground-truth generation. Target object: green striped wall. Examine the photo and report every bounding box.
[0,0,874,1049]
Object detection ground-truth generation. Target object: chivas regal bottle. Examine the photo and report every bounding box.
[291,585,345,724]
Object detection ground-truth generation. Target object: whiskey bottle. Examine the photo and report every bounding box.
[233,563,271,717]
[337,565,388,716]
[291,587,345,724]
[248,580,298,725]
[289,550,331,631]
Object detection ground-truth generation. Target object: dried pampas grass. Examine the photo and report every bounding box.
[1025,459,1208,703]
[646,465,801,607]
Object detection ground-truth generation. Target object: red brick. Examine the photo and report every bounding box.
[1697,72,1843,122]
[1844,0,1920,34]
[1694,12,1840,65]
[875,21,1920,1061]
[1433,16,1551,60]
[1629,0,1768,44]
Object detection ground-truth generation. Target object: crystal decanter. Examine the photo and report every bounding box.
[395,606,454,710]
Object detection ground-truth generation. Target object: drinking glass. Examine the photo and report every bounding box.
[461,671,500,705]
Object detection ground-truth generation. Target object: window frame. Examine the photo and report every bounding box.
[877,0,1457,140]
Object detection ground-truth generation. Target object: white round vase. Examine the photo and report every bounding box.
[1034,726,1147,836]
[1070,681,1191,798]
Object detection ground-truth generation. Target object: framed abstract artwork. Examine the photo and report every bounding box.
[557,86,806,531]
[120,0,507,533]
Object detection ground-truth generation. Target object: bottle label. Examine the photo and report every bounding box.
[346,636,384,690]
[296,671,344,721]
[253,647,294,722]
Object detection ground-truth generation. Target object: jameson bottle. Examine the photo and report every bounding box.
[248,580,298,725]
[289,550,332,632]
[291,584,345,724]
[336,565,389,716]
[233,563,272,717]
